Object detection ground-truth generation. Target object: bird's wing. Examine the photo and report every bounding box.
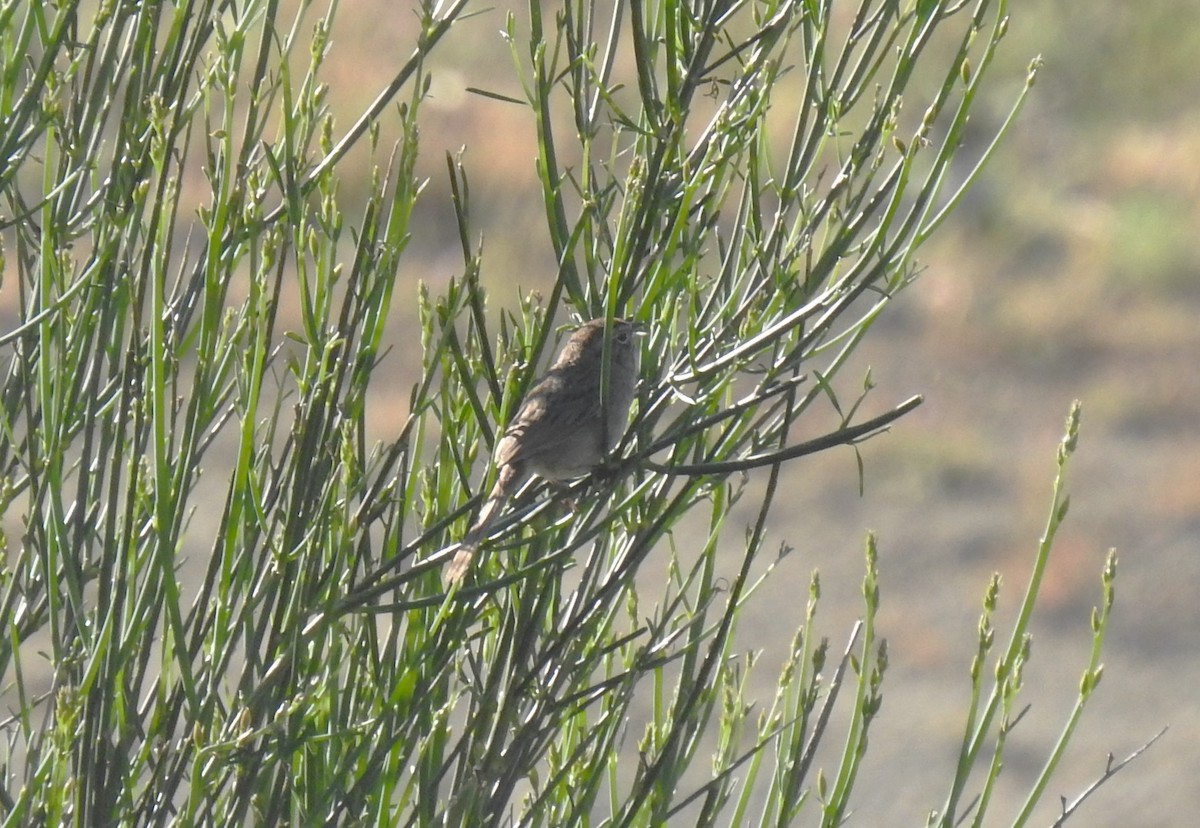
[494,372,597,467]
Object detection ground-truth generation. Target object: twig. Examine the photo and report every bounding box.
[1051,728,1167,827]
[642,395,923,476]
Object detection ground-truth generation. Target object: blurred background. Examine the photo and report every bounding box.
[322,2,1196,824]
[265,1,1200,823]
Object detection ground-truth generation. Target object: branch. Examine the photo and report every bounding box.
[1051,728,1168,827]
[642,395,923,476]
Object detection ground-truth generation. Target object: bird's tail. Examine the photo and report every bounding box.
[442,543,478,587]
[441,486,506,587]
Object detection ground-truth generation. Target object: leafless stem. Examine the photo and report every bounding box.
[642,395,923,476]
[1051,728,1168,827]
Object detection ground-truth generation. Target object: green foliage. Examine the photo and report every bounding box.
[0,0,1138,825]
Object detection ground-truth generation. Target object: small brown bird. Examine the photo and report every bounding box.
[443,318,644,585]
